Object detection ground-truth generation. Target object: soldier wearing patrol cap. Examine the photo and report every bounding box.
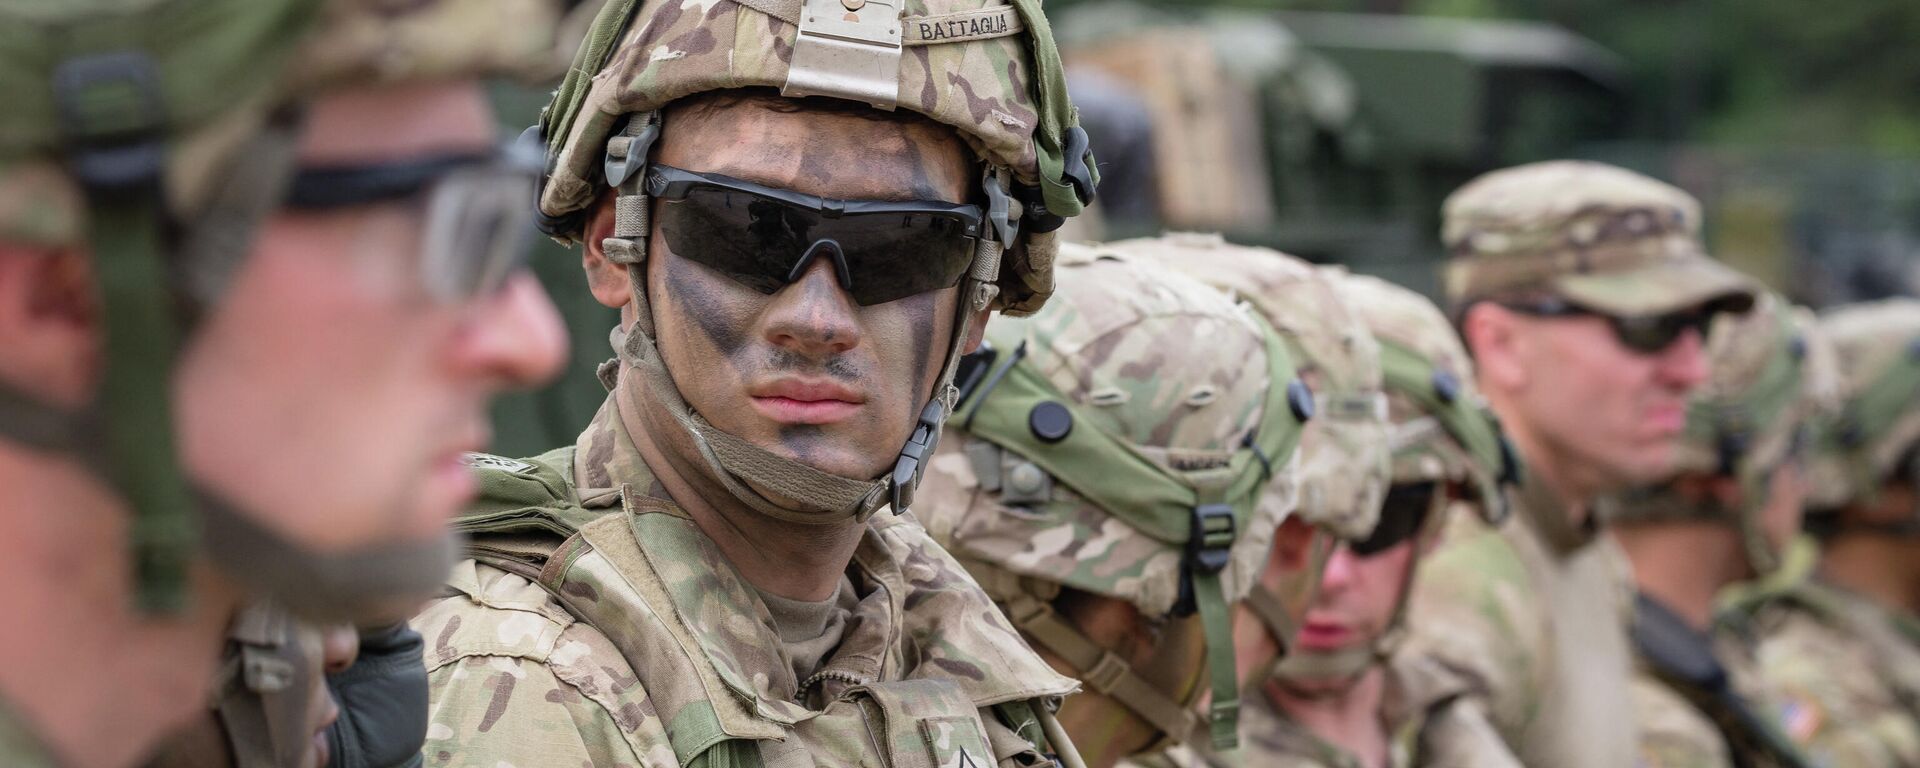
[1406,160,1759,768]
[1718,298,1920,768]
[0,0,568,765]
[1608,293,1835,768]
[917,243,1314,768]
[411,0,1101,764]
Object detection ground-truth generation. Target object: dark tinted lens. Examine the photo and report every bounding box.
[1350,482,1437,557]
[656,186,975,306]
[1610,310,1710,354]
[835,211,975,305]
[657,187,815,295]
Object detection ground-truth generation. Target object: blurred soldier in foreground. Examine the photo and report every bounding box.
[413,0,1101,763]
[1722,298,1920,766]
[0,0,567,765]
[1105,234,1397,768]
[1208,271,1523,768]
[1609,294,1831,768]
[1407,160,1758,768]
[920,245,1311,767]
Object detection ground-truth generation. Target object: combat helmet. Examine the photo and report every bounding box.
[1105,233,1394,666]
[534,0,1099,526]
[0,0,564,618]
[1614,292,1838,574]
[1805,298,1920,534]
[1265,270,1520,685]
[918,243,1310,752]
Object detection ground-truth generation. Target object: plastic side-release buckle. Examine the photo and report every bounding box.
[783,0,905,110]
[1186,504,1236,574]
[54,51,167,197]
[890,399,946,513]
[1061,125,1096,205]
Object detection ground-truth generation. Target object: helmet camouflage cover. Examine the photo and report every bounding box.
[1616,292,1838,573]
[1334,271,1512,522]
[919,242,1309,750]
[534,0,1098,314]
[1806,298,1920,511]
[1105,232,1391,543]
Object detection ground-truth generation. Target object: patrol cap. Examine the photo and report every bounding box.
[1442,160,1758,318]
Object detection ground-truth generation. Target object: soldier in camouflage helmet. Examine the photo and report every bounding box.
[1411,160,1758,768]
[413,0,1101,764]
[1716,298,1920,768]
[917,243,1312,768]
[1606,293,1835,768]
[0,0,568,765]
[1199,271,1524,768]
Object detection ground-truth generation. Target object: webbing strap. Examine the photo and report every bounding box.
[1190,567,1238,749]
[0,382,89,455]
[1242,584,1299,659]
[997,591,1201,743]
[91,199,198,614]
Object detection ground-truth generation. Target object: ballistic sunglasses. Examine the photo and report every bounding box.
[1349,481,1438,557]
[286,150,537,304]
[1500,297,1716,355]
[647,164,987,307]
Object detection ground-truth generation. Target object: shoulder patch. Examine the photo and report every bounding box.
[464,452,537,474]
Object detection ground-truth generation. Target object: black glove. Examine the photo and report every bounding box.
[324,624,429,768]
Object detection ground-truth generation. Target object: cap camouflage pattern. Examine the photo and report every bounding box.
[1334,271,1510,521]
[918,242,1308,751]
[1442,160,1758,318]
[1106,232,1390,543]
[534,0,1096,314]
[1806,298,1920,509]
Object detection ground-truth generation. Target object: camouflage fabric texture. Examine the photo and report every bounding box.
[418,388,1076,767]
[1125,654,1519,768]
[1719,537,1920,768]
[1333,271,1508,518]
[1402,482,1640,768]
[1104,232,1391,544]
[538,0,1094,313]
[1441,160,1757,317]
[0,0,568,248]
[1629,670,1737,768]
[1805,298,1920,509]
[919,242,1298,616]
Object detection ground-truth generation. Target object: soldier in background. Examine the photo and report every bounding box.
[0,0,567,764]
[1210,271,1525,768]
[920,245,1313,768]
[1608,294,1832,768]
[1406,160,1758,768]
[1723,298,1920,766]
[412,0,1103,763]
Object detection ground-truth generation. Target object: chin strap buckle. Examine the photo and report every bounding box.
[890,399,947,514]
[54,51,167,197]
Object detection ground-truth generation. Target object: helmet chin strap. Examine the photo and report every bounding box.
[598,112,1010,523]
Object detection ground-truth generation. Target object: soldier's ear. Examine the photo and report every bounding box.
[581,190,631,310]
[0,243,99,409]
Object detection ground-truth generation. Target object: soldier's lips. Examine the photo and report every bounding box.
[750,380,865,424]
[1295,618,1355,651]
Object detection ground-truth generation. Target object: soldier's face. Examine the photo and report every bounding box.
[642,92,985,481]
[1484,304,1710,493]
[176,82,566,559]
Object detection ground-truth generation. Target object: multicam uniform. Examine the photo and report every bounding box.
[1226,655,1508,768]
[417,0,1101,763]
[1407,161,1761,768]
[1725,299,1920,768]
[1612,293,1834,768]
[1720,538,1920,767]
